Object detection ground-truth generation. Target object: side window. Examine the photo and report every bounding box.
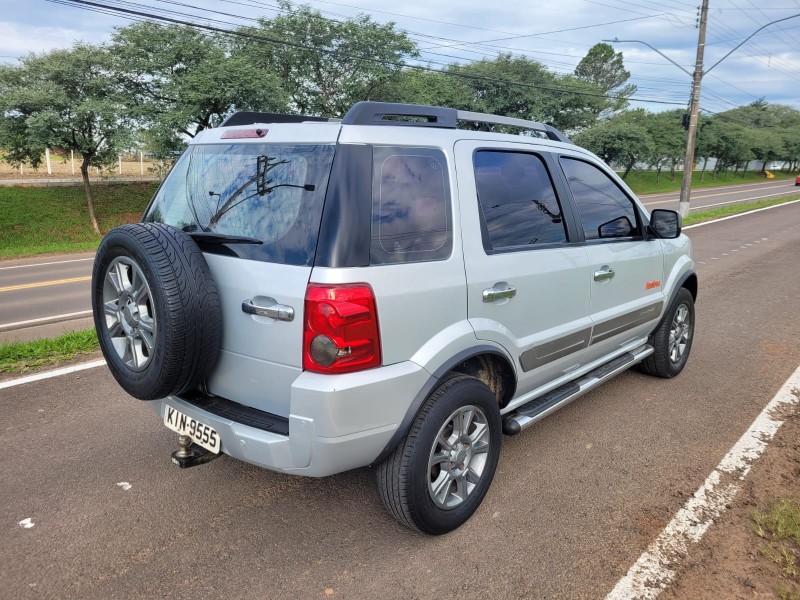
[370,146,452,265]
[474,151,567,251]
[559,157,641,241]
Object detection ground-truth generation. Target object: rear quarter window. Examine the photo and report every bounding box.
[370,146,452,265]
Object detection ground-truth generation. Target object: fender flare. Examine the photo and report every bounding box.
[370,345,515,466]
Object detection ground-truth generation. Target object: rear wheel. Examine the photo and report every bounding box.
[638,287,695,378]
[376,374,501,535]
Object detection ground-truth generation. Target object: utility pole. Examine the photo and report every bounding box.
[679,0,709,219]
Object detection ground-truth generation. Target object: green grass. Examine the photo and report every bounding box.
[754,497,800,599]
[0,182,157,258]
[623,170,798,195]
[682,193,800,226]
[0,329,99,373]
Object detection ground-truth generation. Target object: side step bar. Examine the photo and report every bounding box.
[502,345,654,435]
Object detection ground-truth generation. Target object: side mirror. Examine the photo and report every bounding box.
[650,209,681,239]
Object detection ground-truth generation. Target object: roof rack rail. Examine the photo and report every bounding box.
[341,101,572,143]
[456,110,572,144]
[220,112,333,127]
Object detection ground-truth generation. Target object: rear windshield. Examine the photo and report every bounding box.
[144,143,336,265]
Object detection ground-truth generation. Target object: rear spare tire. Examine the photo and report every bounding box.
[91,223,222,400]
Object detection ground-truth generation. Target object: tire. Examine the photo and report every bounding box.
[91,223,222,400]
[376,374,501,535]
[638,287,695,378]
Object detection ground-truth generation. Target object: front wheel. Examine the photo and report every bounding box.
[376,374,501,535]
[638,287,695,378]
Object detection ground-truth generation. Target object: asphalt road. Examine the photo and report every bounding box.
[1,178,797,341]
[2,200,800,598]
[639,177,798,212]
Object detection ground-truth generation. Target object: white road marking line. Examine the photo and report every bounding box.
[711,257,718,260]
[18,518,34,529]
[116,482,132,491]
[606,364,800,600]
[0,310,93,331]
[687,191,797,210]
[0,257,94,271]
[0,359,106,390]
[683,198,800,230]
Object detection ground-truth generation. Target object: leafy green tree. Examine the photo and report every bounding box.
[448,54,610,131]
[111,22,288,153]
[0,43,132,233]
[375,68,473,109]
[236,2,416,117]
[573,109,654,179]
[575,43,636,112]
[644,110,686,182]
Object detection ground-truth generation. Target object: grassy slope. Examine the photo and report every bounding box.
[623,169,798,195]
[0,182,157,258]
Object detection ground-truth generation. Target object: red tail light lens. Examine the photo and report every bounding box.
[303,283,382,374]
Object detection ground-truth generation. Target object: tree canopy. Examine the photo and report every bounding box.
[0,43,132,233]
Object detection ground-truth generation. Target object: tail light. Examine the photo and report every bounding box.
[303,283,381,374]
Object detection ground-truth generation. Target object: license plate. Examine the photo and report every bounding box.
[164,406,221,454]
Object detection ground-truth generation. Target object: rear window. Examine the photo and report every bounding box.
[145,143,336,265]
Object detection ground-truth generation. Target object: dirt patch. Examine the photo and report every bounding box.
[664,402,800,600]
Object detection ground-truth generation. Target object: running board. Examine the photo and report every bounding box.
[502,345,654,436]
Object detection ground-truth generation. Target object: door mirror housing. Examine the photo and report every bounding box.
[649,210,681,239]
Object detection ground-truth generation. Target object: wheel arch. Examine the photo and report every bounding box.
[370,345,516,466]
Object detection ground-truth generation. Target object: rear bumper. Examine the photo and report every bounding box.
[150,360,430,477]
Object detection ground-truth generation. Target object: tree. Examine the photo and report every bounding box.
[644,110,686,182]
[447,54,611,131]
[0,44,131,234]
[575,43,637,112]
[236,2,417,117]
[111,22,288,154]
[375,68,473,109]
[573,109,654,179]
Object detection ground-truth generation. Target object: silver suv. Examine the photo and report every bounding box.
[91,102,696,534]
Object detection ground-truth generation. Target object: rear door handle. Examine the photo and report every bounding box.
[242,299,294,321]
[593,267,615,282]
[483,284,517,303]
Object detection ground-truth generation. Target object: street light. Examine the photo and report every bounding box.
[605,8,800,218]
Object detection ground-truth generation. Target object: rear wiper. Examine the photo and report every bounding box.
[188,232,263,245]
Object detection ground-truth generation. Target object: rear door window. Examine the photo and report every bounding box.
[145,143,335,265]
[370,146,452,264]
[474,150,567,251]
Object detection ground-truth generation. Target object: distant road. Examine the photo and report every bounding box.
[1,178,798,340]
[640,177,797,212]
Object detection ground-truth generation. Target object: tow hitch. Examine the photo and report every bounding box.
[171,434,221,469]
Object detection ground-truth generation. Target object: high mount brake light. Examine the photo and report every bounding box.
[303,284,382,374]
[220,128,268,139]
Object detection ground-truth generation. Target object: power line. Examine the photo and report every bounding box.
[46,0,690,107]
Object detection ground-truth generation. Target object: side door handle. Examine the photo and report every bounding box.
[483,284,517,303]
[242,299,294,322]
[593,266,615,282]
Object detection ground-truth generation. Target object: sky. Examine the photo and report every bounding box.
[1,0,799,115]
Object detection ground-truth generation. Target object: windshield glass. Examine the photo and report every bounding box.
[145,143,336,265]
